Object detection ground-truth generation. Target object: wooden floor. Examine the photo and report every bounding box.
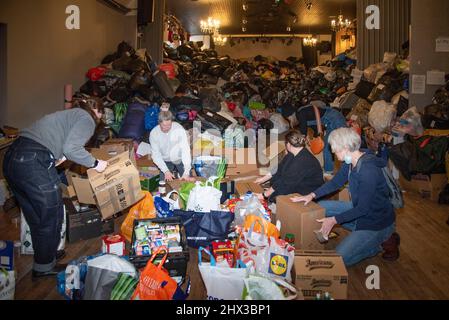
[1,191,449,300]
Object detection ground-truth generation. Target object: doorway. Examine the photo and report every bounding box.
[0,23,6,127]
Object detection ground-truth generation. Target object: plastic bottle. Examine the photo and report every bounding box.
[159,181,166,197]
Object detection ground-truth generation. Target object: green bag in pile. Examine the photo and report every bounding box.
[249,101,266,110]
[110,273,139,301]
[110,103,128,134]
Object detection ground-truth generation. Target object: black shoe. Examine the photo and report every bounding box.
[32,264,67,280]
[56,250,66,261]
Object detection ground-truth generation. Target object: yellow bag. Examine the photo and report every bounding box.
[121,191,156,242]
[243,214,280,239]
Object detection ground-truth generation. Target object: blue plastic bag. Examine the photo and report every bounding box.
[154,196,174,218]
[144,104,160,132]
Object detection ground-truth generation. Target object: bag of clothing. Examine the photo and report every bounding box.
[144,104,160,132]
[173,210,234,249]
[86,67,107,81]
[346,99,372,129]
[200,88,221,112]
[368,100,397,133]
[153,70,175,99]
[197,111,233,134]
[198,247,249,301]
[118,103,147,140]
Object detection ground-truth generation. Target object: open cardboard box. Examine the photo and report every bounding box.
[399,173,447,202]
[292,250,348,300]
[66,152,143,220]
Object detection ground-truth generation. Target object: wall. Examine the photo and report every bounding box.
[0,0,136,128]
[356,0,410,70]
[141,0,164,65]
[409,0,449,109]
[216,38,303,61]
[0,24,6,126]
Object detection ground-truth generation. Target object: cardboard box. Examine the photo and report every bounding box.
[399,173,447,202]
[276,194,325,251]
[194,148,260,176]
[67,152,144,220]
[292,251,348,300]
[236,182,264,197]
[64,199,114,243]
[100,139,136,164]
[0,240,14,271]
[138,165,160,192]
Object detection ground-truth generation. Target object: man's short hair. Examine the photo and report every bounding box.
[158,111,175,123]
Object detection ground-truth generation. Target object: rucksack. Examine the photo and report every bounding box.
[355,157,404,209]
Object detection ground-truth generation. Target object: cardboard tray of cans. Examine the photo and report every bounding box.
[129,217,189,283]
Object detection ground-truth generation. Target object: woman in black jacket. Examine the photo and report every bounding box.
[258,130,324,203]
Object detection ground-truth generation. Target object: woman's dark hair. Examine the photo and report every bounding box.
[73,97,104,123]
[285,130,306,148]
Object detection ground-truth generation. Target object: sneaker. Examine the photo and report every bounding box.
[32,264,67,280]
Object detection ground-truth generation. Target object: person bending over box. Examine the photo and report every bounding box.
[150,111,194,182]
[257,130,324,203]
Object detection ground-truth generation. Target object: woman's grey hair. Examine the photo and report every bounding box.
[158,111,175,123]
[328,128,361,153]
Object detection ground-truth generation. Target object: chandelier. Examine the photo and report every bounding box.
[213,33,228,46]
[303,36,317,47]
[331,14,352,32]
[200,17,221,34]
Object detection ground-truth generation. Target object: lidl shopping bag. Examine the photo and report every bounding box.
[198,247,249,301]
[254,238,295,282]
[0,269,15,300]
[121,191,156,242]
[131,247,188,300]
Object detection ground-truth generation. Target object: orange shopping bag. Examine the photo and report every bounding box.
[120,191,156,242]
[131,247,179,300]
[243,214,280,239]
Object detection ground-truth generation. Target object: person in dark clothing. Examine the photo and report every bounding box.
[258,130,324,203]
[3,98,108,279]
[296,101,347,174]
[291,128,399,267]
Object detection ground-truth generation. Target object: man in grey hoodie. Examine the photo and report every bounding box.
[3,98,108,279]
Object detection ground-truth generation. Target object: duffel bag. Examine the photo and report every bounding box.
[119,103,148,140]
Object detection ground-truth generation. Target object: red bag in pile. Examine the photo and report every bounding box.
[86,67,107,81]
[159,63,176,79]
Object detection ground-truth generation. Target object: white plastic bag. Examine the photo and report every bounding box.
[186,180,222,213]
[269,114,290,135]
[234,194,269,226]
[242,275,297,300]
[368,100,397,133]
[21,208,67,255]
[0,269,15,300]
[198,247,249,301]
[163,191,181,211]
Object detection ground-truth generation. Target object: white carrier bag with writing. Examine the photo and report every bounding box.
[20,208,67,255]
[198,247,249,301]
[0,269,15,300]
[186,180,222,213]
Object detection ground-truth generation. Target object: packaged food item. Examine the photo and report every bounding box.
[212,240,235,267]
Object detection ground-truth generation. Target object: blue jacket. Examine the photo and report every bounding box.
[314,152,396,231]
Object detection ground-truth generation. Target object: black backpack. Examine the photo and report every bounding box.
[355,156,404,209]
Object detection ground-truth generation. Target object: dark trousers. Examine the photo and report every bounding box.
[160,161,186,181]
[3,137,64,272]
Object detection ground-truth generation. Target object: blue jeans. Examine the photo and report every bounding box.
[319,200,396,267]
[308,108,347,173]
[3,137,64,272]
